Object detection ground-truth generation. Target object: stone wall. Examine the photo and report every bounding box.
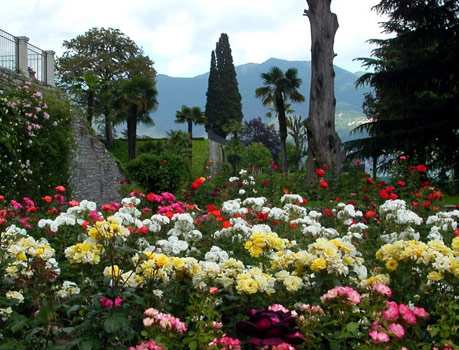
[69,116,124,203]
[1,66,124,203]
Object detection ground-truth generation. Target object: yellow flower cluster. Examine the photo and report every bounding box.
[275,270,304,292]
[235,267,276,294]
[65,239,103,265]
[244,231,287,257]
[4,235,57,279]
[134,251,201,285]
[87,216,130,241]
[360,274,391,288]
[376,239,459,281]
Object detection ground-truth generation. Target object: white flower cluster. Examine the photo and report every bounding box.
[281,194,303,204]
[222,199,248,216]
[56,281,80,298]
[5,290,24,304]
[242,197,267,211]
[156,236,189,255]
[204,246,229,263]
[167,213,202,242]
[379,200,423,226]
[426,210,459,241]
[142,214,170,233]
[336,203,363,226]
[38,199,98,232]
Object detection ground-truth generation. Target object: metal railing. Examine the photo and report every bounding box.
[27,42,45,82]
[0,28,54,86]
[0,29,17,71]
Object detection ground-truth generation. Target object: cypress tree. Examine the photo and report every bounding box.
[205,51,223,136]
[205,34,243,138]
[215,33,243,137]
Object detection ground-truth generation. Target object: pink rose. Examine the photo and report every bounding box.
[411,306,429,319]
[383,301,399,321]
[388,323,405,339]
[99,296,114,309]
[399,304,417,325]
[372,283,392,298]
[114,296,123,308]
[369,331,390,344]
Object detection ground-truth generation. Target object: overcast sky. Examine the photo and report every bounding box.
[1,0,386,77]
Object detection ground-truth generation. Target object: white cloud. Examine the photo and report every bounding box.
[1,0,387,76]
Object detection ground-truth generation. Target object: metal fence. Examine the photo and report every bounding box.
[0,29,17,71]
[0,28,53,85]
[27,42,45,82]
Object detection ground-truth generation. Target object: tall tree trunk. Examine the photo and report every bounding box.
[277,96,289,173]
[187,120,193,140]
[127,105,137,160]
[304,0,345,183]
[372,154,378,180]
[87,89,95,125]
[104,109,113,149]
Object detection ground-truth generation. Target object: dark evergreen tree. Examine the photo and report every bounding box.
[351,0,459,183]
[205,34,243,138]
[205,51,223,136]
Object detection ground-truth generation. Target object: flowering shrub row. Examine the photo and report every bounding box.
[0,83,72,198]
[0,165,458,349]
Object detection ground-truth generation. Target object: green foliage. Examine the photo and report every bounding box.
[205,34,243,138]
[256,66,304,172]
[354,0,459,181]
[125,153,188,193]
[0,84,72,198]
[241,143,272,171]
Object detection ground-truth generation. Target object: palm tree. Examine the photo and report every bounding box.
[256,67,304,173]
[113,75,158,160]
[175,105,206,140]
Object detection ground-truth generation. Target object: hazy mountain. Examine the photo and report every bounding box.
[126,58,368,140]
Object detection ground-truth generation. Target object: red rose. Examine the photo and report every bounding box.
[423,200,431,209]
[454,228,459,237]
[222,221,232,228]
[365,210,377,219]
[415,164,427,173]
[319,179,329,189]
[55,185,66,193]
[389,193,398,200]
[68,200,80,207]
[396,180,406,187]
[191,177,206,190]
[315,168,326,177]
[0,195,4,202]
[366,177,374,184]
[322,208,333,217]
[42,195,53,204]
[136,226,149,235]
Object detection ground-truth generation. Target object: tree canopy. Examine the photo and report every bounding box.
[352,0,459,180]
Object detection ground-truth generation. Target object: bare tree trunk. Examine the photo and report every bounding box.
[127,106,137,160]
[104,111,113,149]
[277,96,289,173]
[304,0,345,183]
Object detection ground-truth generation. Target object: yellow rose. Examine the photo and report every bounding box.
[451,237,459,251]
[236,277,259,294]
[385,259,398,271]
[310,257,327,272]
[427,271,444,281]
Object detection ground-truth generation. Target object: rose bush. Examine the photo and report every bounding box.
[0,164,458,349]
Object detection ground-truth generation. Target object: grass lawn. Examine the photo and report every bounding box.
[192,139,209,179]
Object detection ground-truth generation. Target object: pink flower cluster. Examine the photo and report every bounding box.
[320,286,361,305]
[99,296,123,309]
[208,335,241,350]
[372,283,392,298]
[128,340,164,350]
[369,301,429,344]
[143,308,187,334]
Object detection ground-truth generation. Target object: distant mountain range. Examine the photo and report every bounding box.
[120,58,369,141]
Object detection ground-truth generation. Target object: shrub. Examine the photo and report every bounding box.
[0,83,72,198]
[241,143,272,171]
[125,153,189,193]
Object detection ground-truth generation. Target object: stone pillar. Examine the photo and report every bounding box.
[45,50,55,86]
[16,36,29,76]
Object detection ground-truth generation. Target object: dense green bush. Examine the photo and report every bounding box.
[241,142,272,170]
[0,83,72,198]
[125,153,189,193]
